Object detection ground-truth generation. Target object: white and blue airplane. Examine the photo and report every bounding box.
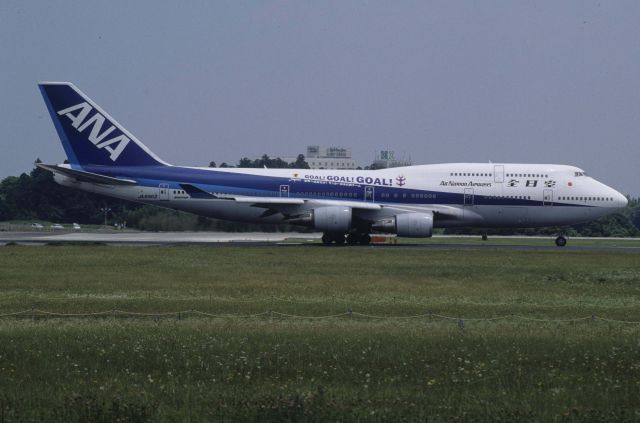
[38,82,628,246]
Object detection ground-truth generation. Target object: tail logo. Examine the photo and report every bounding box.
[57,102,130,162]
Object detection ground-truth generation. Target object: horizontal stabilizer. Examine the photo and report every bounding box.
[36,163,137,185]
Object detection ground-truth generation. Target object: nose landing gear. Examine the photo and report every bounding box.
[555,235,567,247]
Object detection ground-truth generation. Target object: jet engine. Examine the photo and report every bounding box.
[372,212,433,237]
[313,206,352,232]
[288,206,353,232]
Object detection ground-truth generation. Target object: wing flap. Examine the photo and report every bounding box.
[229,197,381,210]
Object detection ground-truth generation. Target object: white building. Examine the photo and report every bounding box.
[371,150,411,169]
[283,146,357,169]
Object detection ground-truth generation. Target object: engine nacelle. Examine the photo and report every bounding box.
[313,206,352,232]
[372,212,433,237]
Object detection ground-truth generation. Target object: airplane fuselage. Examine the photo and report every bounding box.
[54,162,627,229]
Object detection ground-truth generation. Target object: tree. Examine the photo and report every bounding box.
[291,154,310,169]
[208,161,216,168]
[367,162,386,170]
[237,154,309,169]
[237,157,253,168]
[0,196,11,221]
[0,166,141,224]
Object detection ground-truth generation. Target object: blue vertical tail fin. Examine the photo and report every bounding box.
[39,82,169,168]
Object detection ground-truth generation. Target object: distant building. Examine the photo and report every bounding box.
[282,145,357,169]
[371,150,411,169]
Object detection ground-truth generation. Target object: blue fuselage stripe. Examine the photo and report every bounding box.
[84,165,591,208]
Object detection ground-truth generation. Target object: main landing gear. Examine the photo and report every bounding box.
[555,235,567,247]
[321,233,344,245]
[347,233,371,245]
[322,233,371,246]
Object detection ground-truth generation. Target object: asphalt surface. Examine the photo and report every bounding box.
[0,231,321,245]
[1,231,640,252]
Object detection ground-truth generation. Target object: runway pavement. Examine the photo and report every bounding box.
[0,231,321,245]
[1,231,640,252]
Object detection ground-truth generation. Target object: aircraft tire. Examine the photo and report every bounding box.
[333,234,346,245]
[555,236,567,247]
[358,234,371,245]
[321,234,332,245]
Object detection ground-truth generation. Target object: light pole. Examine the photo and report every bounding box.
[100,207,111,226]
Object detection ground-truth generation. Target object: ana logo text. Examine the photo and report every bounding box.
[57,102,130,161]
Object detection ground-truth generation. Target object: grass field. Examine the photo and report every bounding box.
[1,245,639,421]
[398,235,640,248]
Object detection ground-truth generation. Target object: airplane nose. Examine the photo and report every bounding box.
[613,190,628,209]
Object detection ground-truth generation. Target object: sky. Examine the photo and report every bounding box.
[1,1,639,195]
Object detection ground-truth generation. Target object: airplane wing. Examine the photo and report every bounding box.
[232,197,306,205]
[36,163,137,186]
[229,196,382,210]
[225,197,462,220]
[179,183,218,199]
[377,204,464,220]
[229,197,465,220]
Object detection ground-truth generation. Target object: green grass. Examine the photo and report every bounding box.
[394,235,640,247]
[1,245,640,421]
[0,220,110,232]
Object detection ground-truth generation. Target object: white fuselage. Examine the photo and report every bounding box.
[54,162,628,230]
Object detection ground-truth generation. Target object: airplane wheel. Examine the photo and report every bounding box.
[555,236,567,247]
[359,234,371,245]
[346,234,358,245]
[333,234,346,245]
[321,234,332,245]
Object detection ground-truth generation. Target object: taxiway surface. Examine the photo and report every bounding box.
[1,231,640,252]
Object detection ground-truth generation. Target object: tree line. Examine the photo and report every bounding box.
[0,156,314,232]
[1,158,638,236]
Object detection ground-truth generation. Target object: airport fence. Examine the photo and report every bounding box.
[22,293,640,308]
[0,307,639,326]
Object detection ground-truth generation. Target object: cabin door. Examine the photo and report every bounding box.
[463,188,474,206]
[543,189,553,206]
[279,185,290,197]
[364,186,375,202]
[493,165,504,183]
[159,183,170,201]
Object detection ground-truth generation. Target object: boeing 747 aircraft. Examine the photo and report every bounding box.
[38,82,628,246]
